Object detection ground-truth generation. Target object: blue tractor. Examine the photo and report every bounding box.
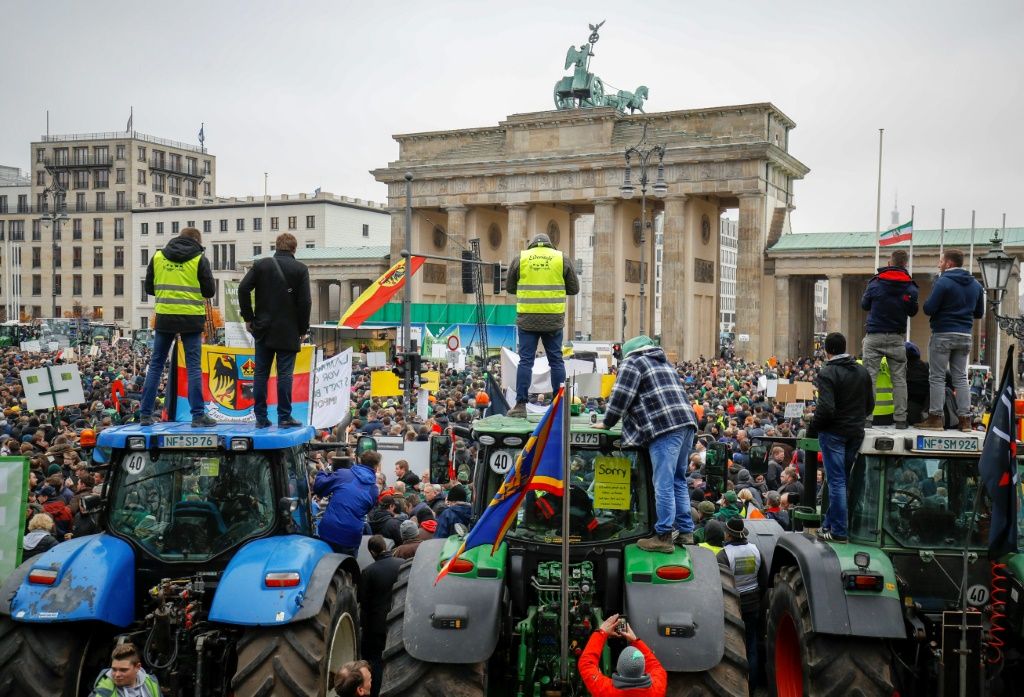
[0,422,361,697]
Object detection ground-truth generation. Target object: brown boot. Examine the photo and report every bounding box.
[959,416,972,433]
[637,531,675,553]
[914,414,945,431]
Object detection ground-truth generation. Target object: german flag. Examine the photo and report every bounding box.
[339,256,425,328]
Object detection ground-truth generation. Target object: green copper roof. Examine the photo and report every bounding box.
[253,245,390,261]
[768,228,1024,252]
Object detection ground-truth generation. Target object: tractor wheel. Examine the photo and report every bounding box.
[379,561,486,697]
[766,565,895,697]
[0,617,108,697]
[665,562,749,696]
[231,567,359,697]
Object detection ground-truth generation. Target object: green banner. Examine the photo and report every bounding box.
[224,281,244,324]
[0,457,29,581]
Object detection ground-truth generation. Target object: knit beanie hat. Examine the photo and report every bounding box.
[612,646,651,689]
[621,335,656,358]
[400,519,419,542]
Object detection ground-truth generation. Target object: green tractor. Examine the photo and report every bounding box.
[380,414,748,697]
[748,427,1024,696]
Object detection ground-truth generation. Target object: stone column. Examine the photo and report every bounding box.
[660,196,688,358]
[317,281,331,324]
[445,206,469,304]
[826,275,844,335]
[308,280,321,326]
[506,204,529,262]
[389,211,404,263]
[735,194,766,360]
[774,274,792,359]
[591,199,618,339]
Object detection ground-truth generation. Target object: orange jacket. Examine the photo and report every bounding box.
[578,631,667,697]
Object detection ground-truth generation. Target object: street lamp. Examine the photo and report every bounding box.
[38,172,69,319]
[977,230,1020,384]
[620,121,667,336]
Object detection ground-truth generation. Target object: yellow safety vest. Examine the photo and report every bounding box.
[873,357,894,418]
[516,246,565,315]
[152,251,205,316]
[699,541,723,555]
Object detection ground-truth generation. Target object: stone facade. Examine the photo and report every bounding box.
[373,104,809,360]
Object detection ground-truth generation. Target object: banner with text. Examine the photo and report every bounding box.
[223,281,254,348]
[0,457,29,581]
[311,349,352,429]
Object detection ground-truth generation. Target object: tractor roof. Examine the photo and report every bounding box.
[97,422,315,450]
[858,424,987,458]
[472,413,622,437]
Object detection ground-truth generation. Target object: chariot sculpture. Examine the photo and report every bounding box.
[553,21,648,114]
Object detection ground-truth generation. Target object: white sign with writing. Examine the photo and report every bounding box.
[21,364,86,411]
[19,341,41,353]
[311,349,352,429]
[738,334,750,343]
[366,352,387,368]
[784,402,805,418]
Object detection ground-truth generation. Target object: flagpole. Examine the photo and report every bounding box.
[939,208,945,260]
[907,205,915,341]
[968,210,976,274]
[874,128,884,271]
[559,384,571,684]
[263,172,268,241]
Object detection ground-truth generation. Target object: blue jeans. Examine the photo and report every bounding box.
[253,341,297,421]
[647,425,696,535]
[140,330,204,418]
[516,328,564,403]
[817,430,863,538]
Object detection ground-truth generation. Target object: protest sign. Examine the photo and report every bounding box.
[311,349,352,429]
[19,340,40,352]
[0,457,29,581]
[21,364,86,411]
[223,281,254,348]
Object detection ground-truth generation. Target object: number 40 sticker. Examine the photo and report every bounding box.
[489,451,514,475]
[966,584,989,607]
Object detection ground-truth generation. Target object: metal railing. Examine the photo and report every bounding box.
[149,160,204,178]
[39,131,207,154]
[43,156,112,168]
[0,203,130,215]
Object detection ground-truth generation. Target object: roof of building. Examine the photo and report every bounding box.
[768,227,1024,252]
[256,246,390,261]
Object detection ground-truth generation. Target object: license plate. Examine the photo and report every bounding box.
[915,435,979,452]
[159,434,218,449]
[570,432,600,446]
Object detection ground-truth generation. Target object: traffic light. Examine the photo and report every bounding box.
[392,352,413,391]
[492,263,508,294]
[461,251,476,293]
[612,343,623,361]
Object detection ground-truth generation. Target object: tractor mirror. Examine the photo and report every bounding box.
[747,445,768,476]
[356,436,377,456]
[429,435,452,484]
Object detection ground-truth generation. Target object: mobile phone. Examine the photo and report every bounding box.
[616,615,628,634]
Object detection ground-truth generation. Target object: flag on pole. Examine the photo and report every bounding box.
[978,346,1018,557]
[879,220,913,247]
[198,123,205,146]
[435,387,565,584]
[126,108,133,133]
[338,256,425,328]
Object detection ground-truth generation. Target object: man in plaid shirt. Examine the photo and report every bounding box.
[596,335,698,552]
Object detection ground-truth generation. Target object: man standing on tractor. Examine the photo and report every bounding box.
[861,248,918,429]
[138,226,216,428]
[505,233,580,417]
[89,643,159,697]
[578,613,667,697]
[596,335,699,552]
[806,332,874,543]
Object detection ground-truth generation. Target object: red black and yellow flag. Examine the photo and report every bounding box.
[339,256,425,329]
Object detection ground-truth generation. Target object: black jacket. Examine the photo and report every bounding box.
[367,507,403,548]
[238,251,312,352]
[358,552,404,639]
[808,355,874,438]
[861,266,918,334]
[144,236,216,334]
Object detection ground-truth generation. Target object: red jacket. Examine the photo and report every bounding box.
[578,631,667,697]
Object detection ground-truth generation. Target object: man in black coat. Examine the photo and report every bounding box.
[358,535,404,697]
[806,332,874,543]
[904,341,931,425]
[238,233,312,428]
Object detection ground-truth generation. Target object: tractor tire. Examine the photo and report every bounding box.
[766,565,895,697]
[0,616,107,697]
[379,561,486,697]
[665,563,749,697]
[231,567,359,697]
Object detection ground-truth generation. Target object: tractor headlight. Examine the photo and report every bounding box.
[229,437,251,451]
[503,436,523,447]
[477,435,496,446]
[127,436,146,450]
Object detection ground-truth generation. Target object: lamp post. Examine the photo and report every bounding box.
[38,172,68,319]
[977,230,1019,385]
[620,122,667,336]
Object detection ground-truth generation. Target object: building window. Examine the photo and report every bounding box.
[152,173,164,192]
[140,222,149,235]
[72,274,82,296]
[203,182,210,196]
[93,247,103,267]
[253,217,262,231]
[10,221,24,241]
[116,168,125,184]
[17,194,27,212]
[114,275,124,296]
[236,218,245,231]
[306,215,315,229]
[185,180,196,198]
[138,146,146,161]
[362,223,369,237]
[95,192,106,210]
[168,177,180,196]
[288,216,297,230]
[0,196,6,213]
[73,247,82,268]
[94,170,109,189]
[203,220,211,233]
[270,217,279,230]
[114,218,124,239]
[114,246,124,268]
[305,242,315,249]
[114,306,123,321]
[220,219,228,232]
[156,222,164,235]
[74,171,88,189]
[140,280,148,303]
[36,171,45,186]
[53,275,61,295]
[116,145,125,160]
[140,248,149,266]
[203,160,211,174]
[154,195,163,207]
[116,191,127,210]
[93,219,103,239]
[36,148,45,163]
[31,221,41,242]
[253,244,262,257]
[73,219,82,240]
[172,221,180,234]
[32,275,41,296]
[31,247,40,268]
[93,275,103,294]
[137,169,146,185]
[53,248,61,267]
[137,192,147,206]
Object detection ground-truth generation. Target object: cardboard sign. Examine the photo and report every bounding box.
[775,381,815,403]
[21,364,86,411]
[593,456,631,510]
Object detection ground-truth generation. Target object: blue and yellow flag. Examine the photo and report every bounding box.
[435,387,565,584]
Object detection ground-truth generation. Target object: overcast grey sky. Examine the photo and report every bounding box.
[2,0,1021,234]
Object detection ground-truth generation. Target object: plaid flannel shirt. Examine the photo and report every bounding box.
[603,346,697,447]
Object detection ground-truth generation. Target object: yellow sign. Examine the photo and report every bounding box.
[370,370,403,397]
[593,456,631,510]
[422,370,440,392]
[601,374,615,398]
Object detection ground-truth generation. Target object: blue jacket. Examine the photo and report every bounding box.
[434,502,473,539]
[923,268,984,333]
[861,266,918,333]
[314,465,378,550]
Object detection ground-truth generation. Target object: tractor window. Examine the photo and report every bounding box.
[109,450,276,561]
[847,455,882,542]
[882,456,988,549]
[486,448,649,544]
